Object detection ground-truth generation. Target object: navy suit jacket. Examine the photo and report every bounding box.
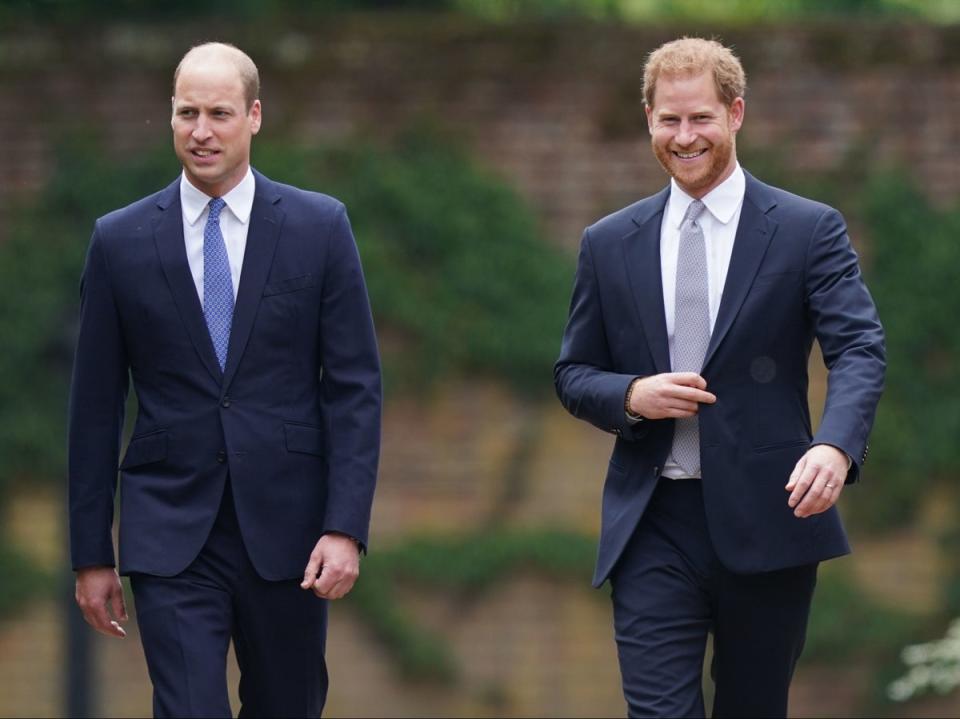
[555,171,885,587]
[69,169,382,581]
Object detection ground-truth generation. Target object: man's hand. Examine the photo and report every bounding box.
[300,533,361,600]
[785,444,849,518]
[628,372,717,419]
[75,566,128,638]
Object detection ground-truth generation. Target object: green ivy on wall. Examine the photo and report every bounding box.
[349,528,598,682]
[255,125,574,396]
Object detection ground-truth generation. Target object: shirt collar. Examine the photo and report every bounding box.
[667,162,746,229]
[179,167,256,226]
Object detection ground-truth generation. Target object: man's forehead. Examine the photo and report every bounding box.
[649,74,723,112]
[173,78,245,105]
[175,58,243,90]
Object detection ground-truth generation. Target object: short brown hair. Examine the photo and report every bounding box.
[173,42,260,111]
[643,37,746,108]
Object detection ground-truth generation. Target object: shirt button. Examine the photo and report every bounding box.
[221,397,231,408]
[217,451,226,463]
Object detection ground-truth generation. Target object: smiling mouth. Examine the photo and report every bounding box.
[191,149,220,158]
[673,149,707,159]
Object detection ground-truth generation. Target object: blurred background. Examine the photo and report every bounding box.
[1,0,959,717]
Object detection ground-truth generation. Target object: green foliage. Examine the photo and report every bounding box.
[939,525,960,616]
[4,0,959,23]
[0,0,448,24]
[804,562,920,663]
[256,127,573,396]
[0,137,177,489]
[450,0,957,23]
[0,545,50,617]
[349,528,597,682]
[853,174,960,529]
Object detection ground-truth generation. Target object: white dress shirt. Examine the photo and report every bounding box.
[179,168,256,305]
[660,164,746,478]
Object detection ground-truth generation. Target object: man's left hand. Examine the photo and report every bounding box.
[300,533,360,600]
[785,444,849,518]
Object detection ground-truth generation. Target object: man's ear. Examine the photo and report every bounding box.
[728,97,745,133]
[249,99,262,135]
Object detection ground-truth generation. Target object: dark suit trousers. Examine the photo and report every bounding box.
[130,482,329,718]
[609,477,817,718]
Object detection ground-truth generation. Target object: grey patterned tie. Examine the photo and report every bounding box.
[671,199,710,476]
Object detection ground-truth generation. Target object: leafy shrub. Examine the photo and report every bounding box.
[255,126,573,395]
[856,174,960,529]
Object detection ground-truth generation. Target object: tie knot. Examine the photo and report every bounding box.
[208,197,226,220]
[683,199,706,226]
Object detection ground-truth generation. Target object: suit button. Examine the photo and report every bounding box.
[221,397,231,408]
[217,451,226,463]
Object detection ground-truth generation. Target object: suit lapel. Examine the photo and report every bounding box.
[623,187,672,374]
[221,172,283,390]
[153,180,224,384]
[703,174,777,371]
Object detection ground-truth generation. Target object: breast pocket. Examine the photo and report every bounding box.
[257,274,320,342]
[262,274,317,297]
[739,270,806,341]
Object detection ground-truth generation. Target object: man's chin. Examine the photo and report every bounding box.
[185,166,226,188]
[187,162,222,178]
[670,168,709,192]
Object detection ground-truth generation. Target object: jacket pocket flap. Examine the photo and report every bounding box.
[284,423,325,456]
[263,274,316,297]
[120,430,168,470]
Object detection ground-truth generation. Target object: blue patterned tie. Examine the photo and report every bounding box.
[203,198,234,371]
[671,200,710,476]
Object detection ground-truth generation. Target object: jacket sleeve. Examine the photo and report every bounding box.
[317,204,382,549]
[806,208,886,483]
[68,224,129,570]
[554,229,648,442]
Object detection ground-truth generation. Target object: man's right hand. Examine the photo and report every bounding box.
[628,372,717,419]
[75,566,128,638]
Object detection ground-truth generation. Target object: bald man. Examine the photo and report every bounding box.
[68,42,381,717]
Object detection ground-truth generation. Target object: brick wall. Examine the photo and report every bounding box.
[2,18,959,248]
[1,15,957,718]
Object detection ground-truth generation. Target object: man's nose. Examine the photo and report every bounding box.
[192,115,212,141]
[675,121,697,146]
